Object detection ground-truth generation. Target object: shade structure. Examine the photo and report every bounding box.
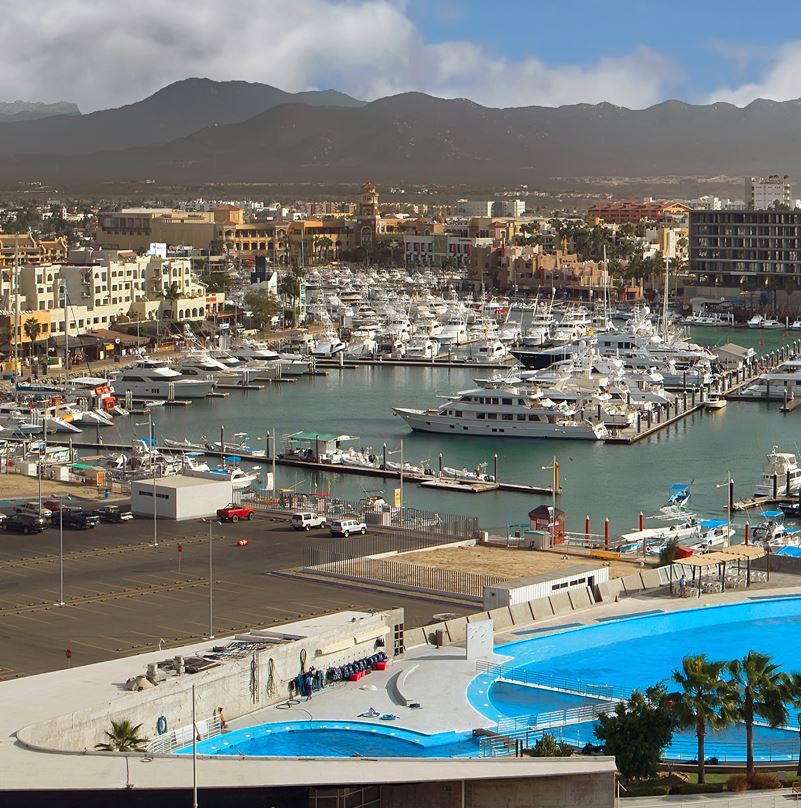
[719,545,766,560]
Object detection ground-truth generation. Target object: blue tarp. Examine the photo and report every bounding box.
[773,546,801,557]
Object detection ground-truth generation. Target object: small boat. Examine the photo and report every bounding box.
[664,483,691,510]
[705,397,727,410]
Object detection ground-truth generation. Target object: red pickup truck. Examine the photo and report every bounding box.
[216,504,255,523]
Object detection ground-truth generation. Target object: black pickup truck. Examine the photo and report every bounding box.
[54,508,101,530]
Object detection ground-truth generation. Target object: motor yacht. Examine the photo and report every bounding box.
[753,446,801,497]
[112,358,216,400]
[393,386,607,440]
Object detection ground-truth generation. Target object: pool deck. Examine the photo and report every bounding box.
[1,583,800,792]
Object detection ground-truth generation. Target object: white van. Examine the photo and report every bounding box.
[329,518,367,537]
[291,512,327,531]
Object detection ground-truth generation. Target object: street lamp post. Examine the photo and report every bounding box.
[58,495,65,606]
[202,518,220,639]
[137,413,158,547]
[542,456,559,547]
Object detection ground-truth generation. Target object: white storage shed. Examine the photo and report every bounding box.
[483,564,609,610]
[131,475,234,520]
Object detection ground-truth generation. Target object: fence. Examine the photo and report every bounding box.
[306,554,504,599]
[145,713,222,756]
[265,491,479,541]
[475,660,631,702]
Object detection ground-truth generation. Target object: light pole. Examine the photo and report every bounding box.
[191,683,198,808]
[716,471,733,546]
[542,456,559,547]
[58,494,65,606]
[136,412,158,547]
[202,518,220,639]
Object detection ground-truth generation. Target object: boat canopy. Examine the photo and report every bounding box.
[671,483,689,490]
[699,519,727,529]
[761,510,784,519]
[288,431,358,443]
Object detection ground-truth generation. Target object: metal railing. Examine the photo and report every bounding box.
[145,714,222,755]
[475,660,631,702]
[307,554,504,598]
[265,491,479,541]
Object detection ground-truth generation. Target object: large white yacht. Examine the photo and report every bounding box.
[437,318,468,346]
[393,386,607,439]
[753,446,801,497]
[112,359,216,400]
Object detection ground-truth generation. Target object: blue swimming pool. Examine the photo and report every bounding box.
[468,596,801,761]
[178,721,481,758]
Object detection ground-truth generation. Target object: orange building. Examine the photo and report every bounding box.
[587,201,689,225]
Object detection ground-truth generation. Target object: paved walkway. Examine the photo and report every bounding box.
[625,789,798,807]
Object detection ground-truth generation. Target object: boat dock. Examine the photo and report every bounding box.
[312,356,516,370]
[34,439,554,496]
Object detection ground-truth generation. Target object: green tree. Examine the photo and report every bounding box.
[786,673,801,776]
[23,316,42,368]
[530,732,574,757]
[727,652,790,776]
[94,719,148,752]
[594,686,676,781]
[659,537,681,567]
[278,267,305,318]
[670,654,736,784]
[164,282,182,302]
[243,288,281,330]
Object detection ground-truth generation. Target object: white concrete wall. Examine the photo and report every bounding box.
[17,609,404,754]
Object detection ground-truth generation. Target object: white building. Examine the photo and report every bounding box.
[746,175,791,210]
[492,198,526,217]
[456,199,494,217]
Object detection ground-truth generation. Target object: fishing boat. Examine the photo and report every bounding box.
[183,456,258,490]
[705,397,727,410]
[664,483,691,510]
[753,446,801,497]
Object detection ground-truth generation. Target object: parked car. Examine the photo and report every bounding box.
[329,518,367,537]
[291,512,327,531]
[4,513,49,534]
[43,498,70,513]
[89,504,133,523]
[15,502,52,519]
[216,504,255,523]
[55,508,101,530]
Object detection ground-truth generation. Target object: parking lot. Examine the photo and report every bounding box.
[0,504,471,678]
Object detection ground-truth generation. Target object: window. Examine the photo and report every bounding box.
[516,414,526,421]
[477,412,485,419]
[502,414,513,421]
[487,413,497,420]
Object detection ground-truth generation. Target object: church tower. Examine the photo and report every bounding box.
[357,181,380,247]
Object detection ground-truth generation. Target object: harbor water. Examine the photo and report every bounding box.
[106,326,801,535]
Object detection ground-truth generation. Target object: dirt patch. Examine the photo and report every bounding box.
[397,544,639,580]
[0,474,111,502]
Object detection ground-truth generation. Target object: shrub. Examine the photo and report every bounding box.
[726,774,749,792]
[747,772,781,790]
[670,783,724,795]
[726,772,781,792]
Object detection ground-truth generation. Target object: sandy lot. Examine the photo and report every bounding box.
[399,544,642,580]
[0,474,111,502]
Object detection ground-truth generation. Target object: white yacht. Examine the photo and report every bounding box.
[112,358,216,400]
[745,360,801,398]
[474,337,507,362]
[405,336,439,360]
[312,332,347,358]
[753,446,801,497]
[184,463,258,491]
[437,318,468,346]
[393,386,607,440]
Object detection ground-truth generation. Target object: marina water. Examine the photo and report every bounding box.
[108,326,800,535]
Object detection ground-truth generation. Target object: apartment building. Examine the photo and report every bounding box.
[0,233,68,267]
[587,201,690,225]
[0,250,223,356]
[689,208,801,287]
[746,175,791,210]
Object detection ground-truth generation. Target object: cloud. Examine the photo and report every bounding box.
[705,38,776,74]
[705,41,801,105]
[0,0,674,111]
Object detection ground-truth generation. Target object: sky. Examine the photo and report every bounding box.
[4,0,801,112]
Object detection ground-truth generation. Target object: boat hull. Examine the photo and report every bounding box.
[393,408,605,440]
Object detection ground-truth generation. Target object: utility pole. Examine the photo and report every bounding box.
[542,456,559,547]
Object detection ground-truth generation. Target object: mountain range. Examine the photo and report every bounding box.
[1,79,800,186]
[0,100,80,123]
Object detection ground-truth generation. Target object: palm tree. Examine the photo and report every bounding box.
[727,652,790,776]
[23,317,42,369]
[94,719,148,752]
[670,654,736,784]
[788,673,801,776]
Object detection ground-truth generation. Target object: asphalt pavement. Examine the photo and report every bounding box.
[0,506,470,678]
